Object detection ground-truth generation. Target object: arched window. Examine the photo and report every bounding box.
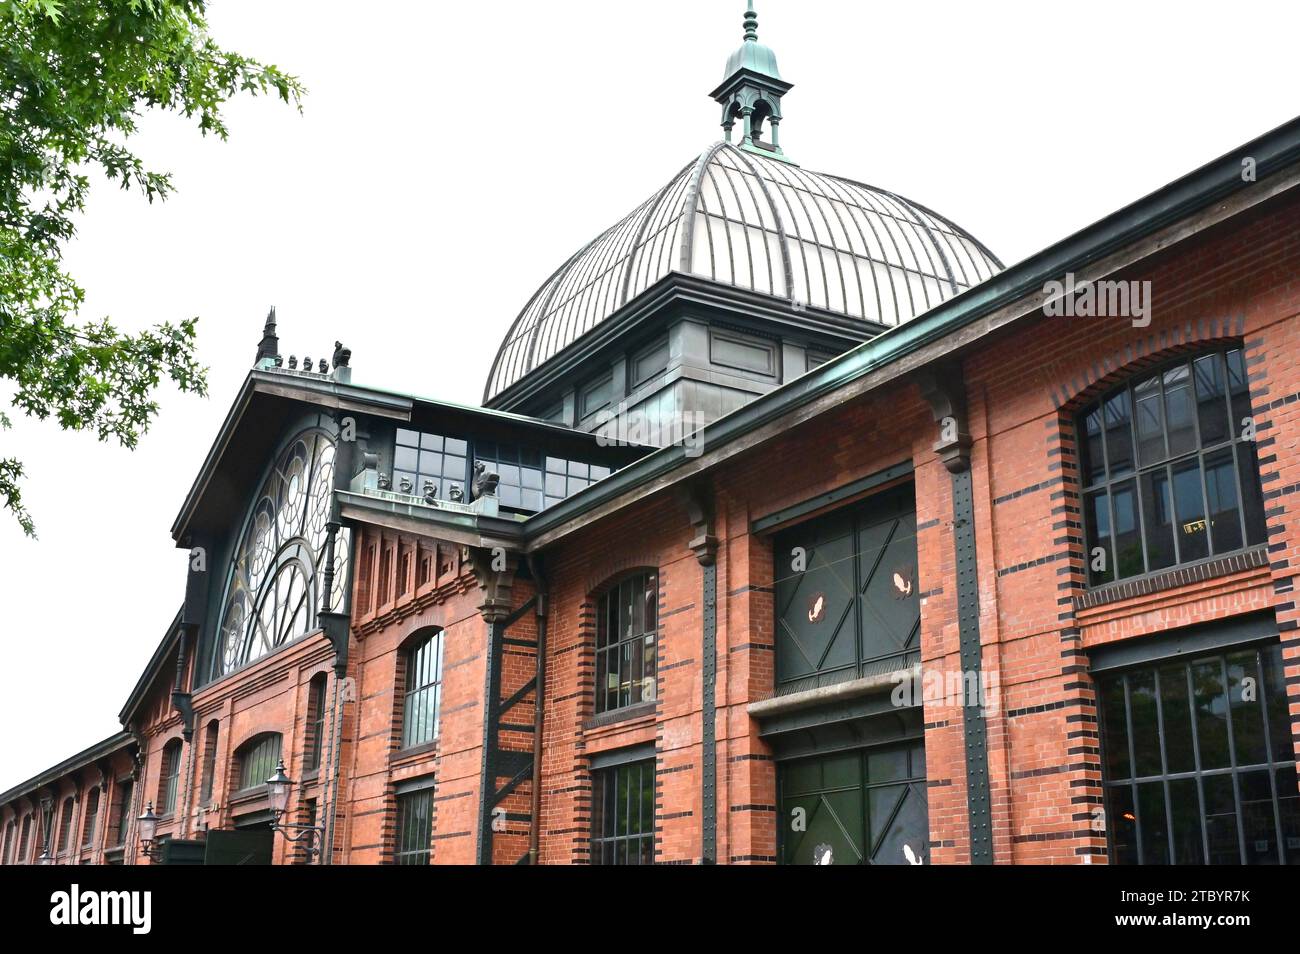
[81,788,99,849]
[56,797,74,854]
[305,674,328,771]
[595,571,658,714]
[17,815,31,864]
[235,734,283,793]
[199,721,219,805]
[1078,346,1266,587]
[401,630,444,749]
[158,740,183,815]
[212,421,350,678]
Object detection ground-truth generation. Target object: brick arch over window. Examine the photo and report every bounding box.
[1045,317,1247,412]
[1053,336,1268,600]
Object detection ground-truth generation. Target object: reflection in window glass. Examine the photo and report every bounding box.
[1077,348,1266,587]
[1097,644,1299,864]
[591,759,654,865]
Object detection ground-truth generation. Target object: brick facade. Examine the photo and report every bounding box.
[4,131,1299,869]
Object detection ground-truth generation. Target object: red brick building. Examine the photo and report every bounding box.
[3,6,1299,866]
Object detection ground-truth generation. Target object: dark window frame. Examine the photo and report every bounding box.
[401,630,444,750]
[594,571,659,716]
[158,739,182,815]
[393,428,470,503]
[1097,641,1299,864]
[394,788,433,865]
[305,674,328,773]
[1077,346,1266,588]
[234,733,282,794]
[590,757,655,865]
[56,796,74,854]
[81,787,99,849]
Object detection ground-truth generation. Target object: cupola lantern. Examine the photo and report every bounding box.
[709,2,793,159]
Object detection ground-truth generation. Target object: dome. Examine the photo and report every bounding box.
[484,143,1003,402]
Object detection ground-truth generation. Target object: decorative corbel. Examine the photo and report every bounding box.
[679,481,719,567]
[464,545,518,623]
[171,622,196,741]
[918,364,973,474]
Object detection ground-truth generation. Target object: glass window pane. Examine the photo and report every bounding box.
[1227,650,1268,766]
[1262,644,1294,763]
[445,437,468,457]
[1081,407,1106,485]
[1168,778,1204,864]
[1203,773,1240,864]
[1137,781,1171,864]
[1192,660,1231,770]
[1107,785,1138,864]
[1236,441,1266,547]
[1099,676,1131,780]
[418,450,442,476]
[1134,375,1166,466]
[1240,769,1278,864]
[1204,448,1243,554]
[1112,480,1142,580]
[1159,665,1196,774]
[419,432,443,451]
[1171,459,1209,563]
[396,428,420,447]
[1163,363,1197,458]
[1103,391,1135,479]
[1130,671,1162,778]
[1140,469,1176,572]
[1193,353,1230,447]
[394,446,418,471]
[1225,348,1252,438]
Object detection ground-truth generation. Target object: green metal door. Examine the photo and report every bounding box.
[779,741,928,865]
[773,485,920,692]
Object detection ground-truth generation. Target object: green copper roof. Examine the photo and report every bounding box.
[723,2,781,81]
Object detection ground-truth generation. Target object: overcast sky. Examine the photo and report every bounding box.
[2,0,1297,790]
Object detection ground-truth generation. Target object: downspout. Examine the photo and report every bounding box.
[525,554,548,865]
[171,626,197,839]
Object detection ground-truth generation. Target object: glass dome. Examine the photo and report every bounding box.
[485,143,1003,403]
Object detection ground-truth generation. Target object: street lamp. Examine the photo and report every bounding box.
[265,759,323,860]
[137,802,163,861]
[37,848,53,865]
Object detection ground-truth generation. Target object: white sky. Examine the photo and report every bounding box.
[2,0,1297,791]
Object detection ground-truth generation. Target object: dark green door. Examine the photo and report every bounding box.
[773,485,920,692]
[779,741,928,865]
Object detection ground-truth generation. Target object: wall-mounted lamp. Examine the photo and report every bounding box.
[267,760,323,860]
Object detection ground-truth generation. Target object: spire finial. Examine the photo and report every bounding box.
[255,305,280,366]
[743,2,758,42]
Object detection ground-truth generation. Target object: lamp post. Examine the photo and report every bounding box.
[266,759,323,861]
[137,802,163,862]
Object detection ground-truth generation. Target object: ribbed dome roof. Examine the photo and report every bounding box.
[485,143,1003,402]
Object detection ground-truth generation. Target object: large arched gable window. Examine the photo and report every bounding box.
[212,419,350,678]
[1078,345,1266,587]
